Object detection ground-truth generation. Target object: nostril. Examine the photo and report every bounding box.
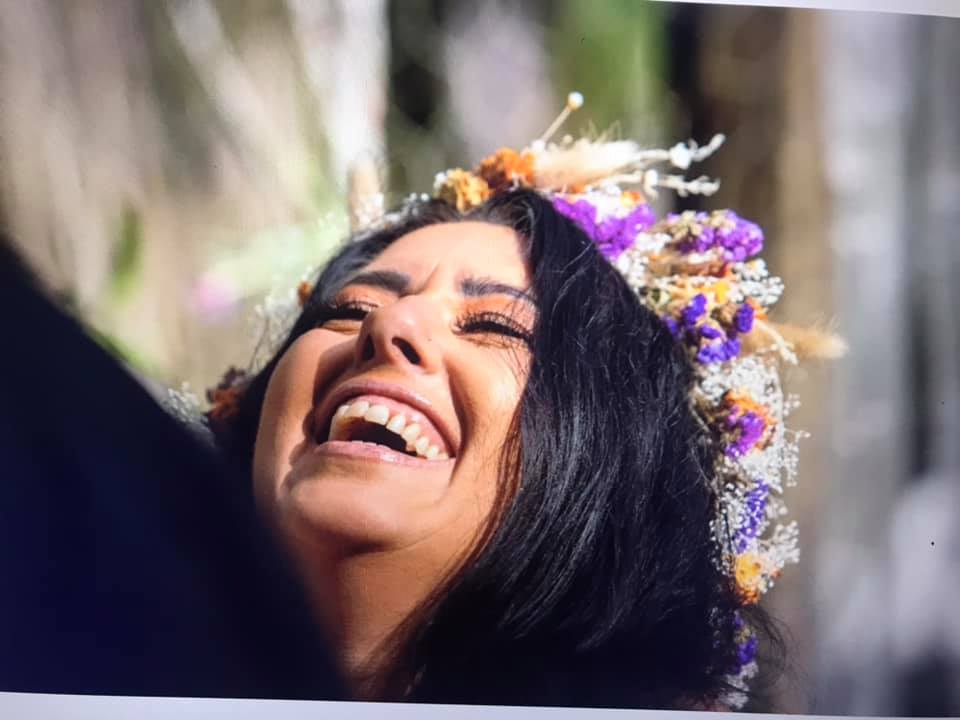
[393,337,421,365]
[360,335,375,362]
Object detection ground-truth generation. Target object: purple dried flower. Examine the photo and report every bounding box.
[696,336,742,365]
[734,480,769,551]
[700,324,723,340]
[733,303,755,334]
[726,408,767,459]
[738,635,759,666]
[697,343,725,364]
[553,197,655,261]
[723,338,741,360]
[663,316,680,338]
[671,209,765,263]
[625,203,656,232]
[741,413,766,446]
[717,211,764,262]
[594,217,632,259]
[682,294,708,328]
[736,480,770,549]
[689,225,716,253]
[553,198,598,232]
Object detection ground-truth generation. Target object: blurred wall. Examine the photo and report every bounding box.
[669,5,960,714]
[0,0,383,390]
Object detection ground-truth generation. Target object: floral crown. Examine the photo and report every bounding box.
[171,92,844,708]
[415,93,842,600]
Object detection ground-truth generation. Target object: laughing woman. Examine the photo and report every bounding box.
[185,98,841,710]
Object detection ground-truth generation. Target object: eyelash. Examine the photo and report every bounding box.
[456,311,531,342]
[320,301,373,322]
[319,302,531,343]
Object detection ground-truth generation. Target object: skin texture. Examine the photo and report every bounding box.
[252,222,533,693]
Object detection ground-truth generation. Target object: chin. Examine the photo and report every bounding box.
[278,471,422,553]
[259,445,454,555]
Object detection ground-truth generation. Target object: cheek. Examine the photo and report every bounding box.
[456,349,528,458]
[487,347,529,418]
[253,332,353,496]
[445,355,527,542]
[486,372,525,436]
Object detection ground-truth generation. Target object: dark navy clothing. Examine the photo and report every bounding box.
[0,243,343,699]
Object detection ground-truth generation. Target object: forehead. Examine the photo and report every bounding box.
[365,221,530,288]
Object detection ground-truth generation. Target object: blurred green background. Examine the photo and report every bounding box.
[1,1,958,715]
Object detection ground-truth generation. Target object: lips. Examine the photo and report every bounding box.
[312,381,458,462]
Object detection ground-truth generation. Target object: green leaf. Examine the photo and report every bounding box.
[109,205,144,303]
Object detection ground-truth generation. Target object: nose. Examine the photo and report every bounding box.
[353,296,444,374]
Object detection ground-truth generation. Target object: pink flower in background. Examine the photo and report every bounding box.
[190,275,240,322]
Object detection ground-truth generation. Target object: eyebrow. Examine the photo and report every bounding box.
[344,270,534,305]
[460,276,535,305]
[345,270,409,294]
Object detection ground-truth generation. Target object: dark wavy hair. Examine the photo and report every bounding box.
[214,189,783,709]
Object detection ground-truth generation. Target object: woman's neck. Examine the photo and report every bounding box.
[289,539,448,699]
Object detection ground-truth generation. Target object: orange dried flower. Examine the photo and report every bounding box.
[205,366,248,423]
[712,280,731,305]
[476,148,535,190]
[734,552,765,604]
[208,386,242,422]
[297,281,313,307]
[620,190,648,208]
[435,169,491,212]
[297,280,313,307]
[724,391,773,426]
[746,297,768,320]
[720,390,775,452]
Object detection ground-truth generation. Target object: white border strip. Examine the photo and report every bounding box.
[650,0,960,18]
[0,694,932,720]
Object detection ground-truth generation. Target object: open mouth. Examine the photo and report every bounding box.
[315,395,453,462]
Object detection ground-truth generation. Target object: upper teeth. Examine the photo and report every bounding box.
[329,401,450,461]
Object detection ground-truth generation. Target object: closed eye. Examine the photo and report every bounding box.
[317,301,374,327]
[318,302,532,344]
[457,311,531,343]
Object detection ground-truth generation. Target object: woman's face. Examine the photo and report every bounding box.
[253,221,533,563]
